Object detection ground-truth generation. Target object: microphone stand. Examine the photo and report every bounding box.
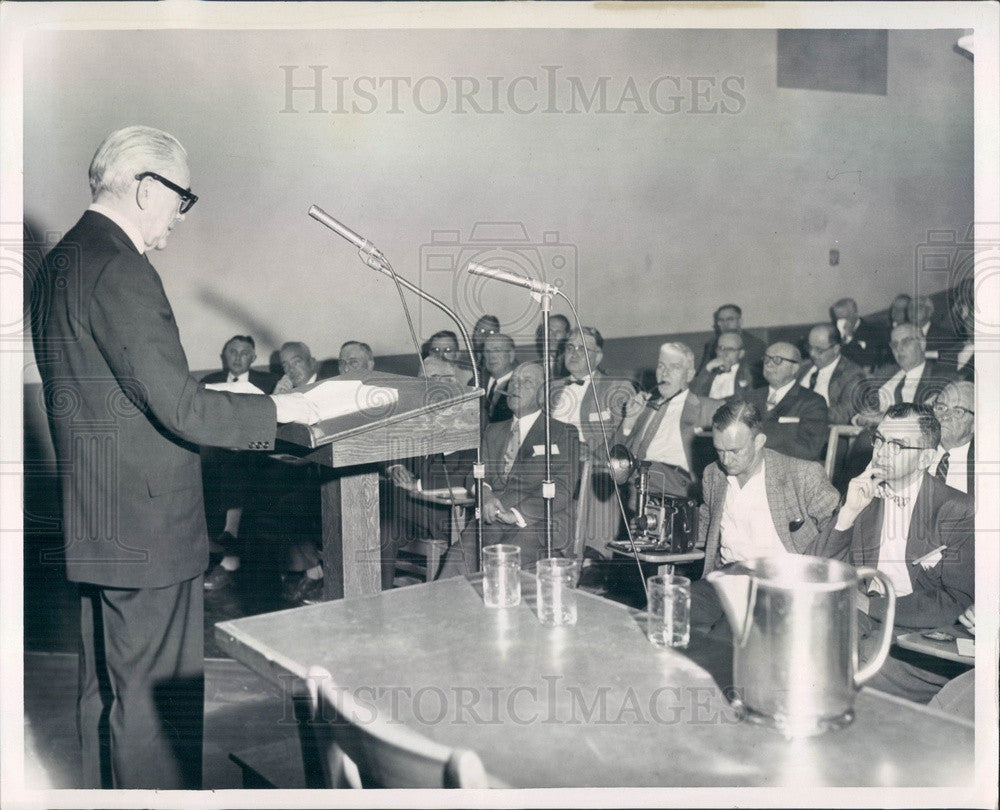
[537,292,555,559]
[309,207,485,569]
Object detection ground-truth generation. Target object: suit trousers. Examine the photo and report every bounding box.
[78,576,204,789]
[437,519,556,579]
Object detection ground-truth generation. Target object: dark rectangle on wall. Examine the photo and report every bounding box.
[777,30,888,95]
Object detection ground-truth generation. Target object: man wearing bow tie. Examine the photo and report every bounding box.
[617,342,723,500]
[689,331,755,400]
[551,327,636,556]
[437,361,580,576]
[832,403,975,703]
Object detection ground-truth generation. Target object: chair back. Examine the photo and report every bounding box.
[824,424,864,480]
[305,665,489,789]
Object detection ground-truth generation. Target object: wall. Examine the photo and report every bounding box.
[22,28,972,384]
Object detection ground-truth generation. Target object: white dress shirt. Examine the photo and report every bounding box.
[874,474,923,598]
[554,376,592,436]
[718,459,787,565]
[931,441,972,494]
[709,364,740,399]
[642,388,690,471]
[878,362,926,410]
[766,380,797,409]
[803,356,839,406]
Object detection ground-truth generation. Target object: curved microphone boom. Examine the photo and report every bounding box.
[467,261,559,296]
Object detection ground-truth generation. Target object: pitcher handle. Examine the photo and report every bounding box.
[853,566,897,688]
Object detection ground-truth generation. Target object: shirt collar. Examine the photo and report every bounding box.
[768,380,797,401]
[904,361,926,380]
[88,203,146,254]
[494,370,513,386]
[513,409,542,436]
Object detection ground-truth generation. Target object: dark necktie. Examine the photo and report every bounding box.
[806,368,819,390]
[935,452,950,482]
[228,374,238,383]
[893,375,906,405]
[570,378,586,385]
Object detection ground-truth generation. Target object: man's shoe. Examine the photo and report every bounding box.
[290,574,325,605]
[210,531,238,555]
[204,563,235,591]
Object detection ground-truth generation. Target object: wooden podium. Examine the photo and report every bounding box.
[275,373,481,600]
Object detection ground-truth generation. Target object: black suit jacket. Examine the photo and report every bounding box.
[839,317,889,371]
[482,374,514,424]
[796,355,868,426]
[200,368,279,395]
[830,474,974,630]
[744,384,830,461]
[689,362,754,399]
[32,211,277,588]
[699,331,766,386]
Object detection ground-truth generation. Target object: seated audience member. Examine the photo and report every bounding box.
[689,400,843,631]
[617,342,722,499]
[831,297,889,371]
[472,314,500,369]
[552,327,636,555]
[927,604,975,721]
[907,294,952,357]
[929,381,975,495]
[201,335,279,590]
[537,313,570,379]
[422,330,473,385]
[383,355,478,582]
[890,293,912,329]
[481,333,517,423]
[797,323,868,426]
[938,279,975,379]
[744,342,829,461]
[689,331,754,400]
[337,340,375,375]
[831,403,974,703]
[698,304,765,386]
[273,341,323,393]
[438,362,580,576]
[853,323,959,427]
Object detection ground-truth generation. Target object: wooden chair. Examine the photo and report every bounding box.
[824,424,864,481]
[304,665,490,789]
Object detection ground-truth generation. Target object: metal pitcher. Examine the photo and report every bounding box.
[706,554,896,737]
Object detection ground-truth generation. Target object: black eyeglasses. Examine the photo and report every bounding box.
[135,172,198,214]
[763,354,799,366]
[871,431,931,456]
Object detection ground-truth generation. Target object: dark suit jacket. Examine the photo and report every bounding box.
[471,414,580,552]
[699,449,843,576]
[744,385,830,461]
[857,360,960,413]
[482,373,514,424]
[200,368,280,395]
[689,362,754,400]
[699,331,766,386]
[617,389,722,479]
[839,317,889,371]
[830,474,975,630]
[32,211,277,588]
[795,355,868,426]
[552,371,636,457]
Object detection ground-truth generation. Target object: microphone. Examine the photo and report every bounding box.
[467,261,559,296]
[309,205,385,259]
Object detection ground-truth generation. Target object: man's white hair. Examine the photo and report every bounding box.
[658,341,695,373]
[88,125,188,201]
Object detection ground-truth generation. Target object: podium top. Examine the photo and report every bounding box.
[276,372,482,452]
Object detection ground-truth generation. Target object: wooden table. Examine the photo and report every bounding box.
[216,576,974,789]
[896,623,976,665]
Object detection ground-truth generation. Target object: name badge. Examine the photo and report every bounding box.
[533,444,560,455]
[588,410,611,422]
[777,416,800,424]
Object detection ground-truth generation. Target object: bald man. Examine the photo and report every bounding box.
[743,341,830,461]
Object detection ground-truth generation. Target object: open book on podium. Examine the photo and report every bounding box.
[275,372,482,599]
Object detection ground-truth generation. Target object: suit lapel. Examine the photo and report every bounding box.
[763,453,793,549]
[858,498,884,567]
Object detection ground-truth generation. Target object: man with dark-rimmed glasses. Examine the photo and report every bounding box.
[32,126,313,788]
[831,403,974,704]
[929,380,975,495]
